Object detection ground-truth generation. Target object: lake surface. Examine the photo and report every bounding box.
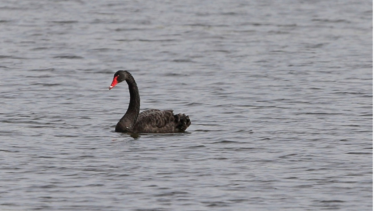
[0,0,372,210]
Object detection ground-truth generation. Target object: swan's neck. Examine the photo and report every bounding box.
[117,75,140,131]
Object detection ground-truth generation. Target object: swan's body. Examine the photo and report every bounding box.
[109,70,191,133]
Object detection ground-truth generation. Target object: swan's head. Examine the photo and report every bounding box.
[109,70,128,90]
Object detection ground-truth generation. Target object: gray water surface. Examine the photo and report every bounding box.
[0,0,372,210]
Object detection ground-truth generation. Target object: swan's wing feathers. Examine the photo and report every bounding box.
[137,109,174,127]
[133,109,191,133]
[134,109,175,132]
[174,113,191,131]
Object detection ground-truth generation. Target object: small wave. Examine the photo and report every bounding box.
[0,55,26,59]
[53,55,83,59]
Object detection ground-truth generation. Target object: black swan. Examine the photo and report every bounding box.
[109,70,191,133]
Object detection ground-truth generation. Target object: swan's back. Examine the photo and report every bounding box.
[133,109,190,133]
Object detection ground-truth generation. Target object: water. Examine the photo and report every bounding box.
[0,0,372,210]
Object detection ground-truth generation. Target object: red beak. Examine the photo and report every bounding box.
[109,75,119,90]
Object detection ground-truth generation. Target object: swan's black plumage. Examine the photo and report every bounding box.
[109,70,191,133]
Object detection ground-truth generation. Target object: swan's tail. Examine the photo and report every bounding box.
[174,113,191,132]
